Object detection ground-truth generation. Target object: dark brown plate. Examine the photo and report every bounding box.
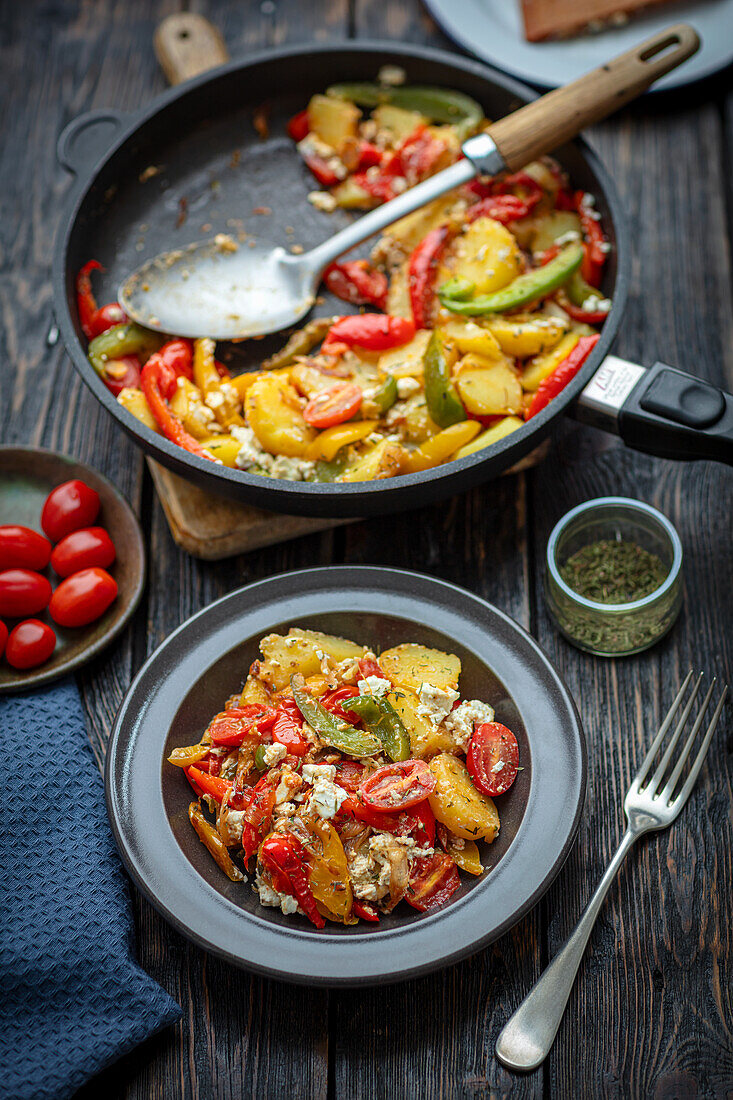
[106,566,585,986]
[0,446,145,692]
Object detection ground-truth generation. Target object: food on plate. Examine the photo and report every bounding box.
[0,569,52,617]
[48,567,118,628]
[41,479,101,541]
[168,626,521,926]
[5,619,57,670]
[79,79,611,483]
[0,526,52,571]
[520,0,677,42]
[0,478,119,674]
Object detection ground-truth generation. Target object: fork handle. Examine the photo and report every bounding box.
[495,829,637,1072]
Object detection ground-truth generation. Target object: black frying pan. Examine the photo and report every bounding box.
[53,40,733,519]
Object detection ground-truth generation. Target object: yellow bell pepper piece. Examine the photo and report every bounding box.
[117,387,159,432]
[520,333,579,392]
[198,435,242,467]
[405,420,480,472]
[454,416,524,459]
[305,420,378,462]
[230,367,291,401]
[193,338,244,428]
[168,376,217,440]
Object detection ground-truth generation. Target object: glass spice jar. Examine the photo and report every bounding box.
[544,497,683,657]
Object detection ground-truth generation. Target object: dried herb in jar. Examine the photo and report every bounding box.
[560,539,668,604]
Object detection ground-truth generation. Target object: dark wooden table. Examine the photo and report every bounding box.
[4,1,732,1096]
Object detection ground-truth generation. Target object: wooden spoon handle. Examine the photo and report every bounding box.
[489,23,700,171]
[154,13,229,86]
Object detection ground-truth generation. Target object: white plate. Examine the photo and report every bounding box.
[423,0,733,91]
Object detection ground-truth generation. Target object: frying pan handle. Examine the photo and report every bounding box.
[57,109,131,175]
[488,24,700,171]
[154,13,229,85]
[575,356,733,466]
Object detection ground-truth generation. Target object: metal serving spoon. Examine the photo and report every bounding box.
[120,25,698,340]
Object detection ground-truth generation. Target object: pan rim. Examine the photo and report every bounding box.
[54,40,630,515]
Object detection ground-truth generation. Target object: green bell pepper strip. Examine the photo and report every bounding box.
[327,84,483,140]
[254,745,268,770]
[347,695,410,762]
[309,455,348,482]
[87,322,162,377]
[438,276,475,302]
[369,373,398,414]
[261,316,339,371]
[291,679,381,757]
[438,243,584,316]
[423,331,467,429]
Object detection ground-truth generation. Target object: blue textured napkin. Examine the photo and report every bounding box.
[0,679,181,1100]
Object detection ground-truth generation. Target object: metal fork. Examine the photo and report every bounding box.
[495,670,728,1072]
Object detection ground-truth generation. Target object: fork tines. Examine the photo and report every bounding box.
[634,671,729,806]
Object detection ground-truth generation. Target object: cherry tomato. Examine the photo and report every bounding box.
[287,109,310,142]
[0,569,52,617]
[0,526,52,571]
[48,567,117,628]
[358,655,382,679]
[303,382,363,429]
[359,759,436,812]
[333,758,366,793]
[206,705,277,747]
[50,527,116,577]
[321,686,361,723]
[101,354,141,397]
[41,480,100,542]
[0,619,7,658]
[5,619,56,670]
[88,302,128,338]
[466,722,520,797]
[406,852,460,912]
[271,698,309,756]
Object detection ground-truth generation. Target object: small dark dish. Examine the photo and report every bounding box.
[106,566,586,985]
[0,446,145,692]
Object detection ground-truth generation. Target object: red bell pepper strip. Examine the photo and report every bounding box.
[352,152,404,202]
[555,289,610,325]
[141,341,214,460]
[466,171,543,224]
[207,705,277,747]
[398,125,447,184]
[76,261,103,339]
[354,141,382,170]
[303,154,341,188]
[287,109,310,142]
[577,194,607,287]
[244,773,277,829]
[322,314,415,353]
[467,194,535,225]
[525,334,601,420]
[407,224,452,329]
[271,698,310,756]
[185,766,231,803]
[259,833,326,928]
[352,900,380,922]
[324,261,388,310]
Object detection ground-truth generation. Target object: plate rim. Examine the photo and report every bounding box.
[106,565,587,985]
[0,445,146,693]
[422,0,733,92]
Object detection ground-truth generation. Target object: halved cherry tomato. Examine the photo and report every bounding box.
[0,569,52,617]
[5,619,56,670]
[358,655,382,679]
[406,852,460,912]
[100,354,141,397]
[324,261,388,310]
[0,526,52,571]
[41,480,100,542]
[466,722,520,796]
[207,705,277,746]
[396,802,436,848]
[359,759,436,812]
[271,697,309,756]
[48,567,117,628]
[50,527,116,577]
[88,302,128,338]
[333,758,366,793]
[0,620,6,658]
[259,832,325,928]
[303,382,363,429]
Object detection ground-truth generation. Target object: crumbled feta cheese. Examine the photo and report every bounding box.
[275,800,296,816]
[358,675,391,697]
[416,682,460,726]
[269,455,315,481]
[262,741,287,766]
[302,764,347,819]
[491,761,504,773]
[337,657,360,684]
[231,425,267,469]
[275,765,302,806]
[255,871,300,915]
[580,294,611,314]
[308,190,337,212]
[205,389,225,410]
[396,376,421,399]
[231,426,316,480]
[443,699,496,751]
[378,64,406,86]
[302,763,336,783]
[553,230,581,246]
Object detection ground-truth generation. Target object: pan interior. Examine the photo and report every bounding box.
[161,609,532,934]
[65,47,619,377]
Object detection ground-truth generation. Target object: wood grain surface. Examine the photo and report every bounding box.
[2,1,731,1097]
